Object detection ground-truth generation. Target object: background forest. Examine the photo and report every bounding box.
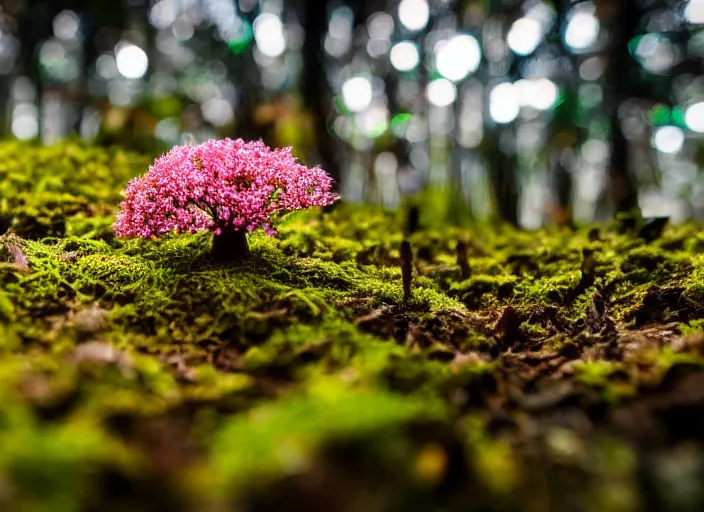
[0,0,703,225]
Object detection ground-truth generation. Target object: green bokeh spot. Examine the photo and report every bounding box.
[628,35,644,56]
[334,95,351,115]
[391,112,412,137]
[671,107,687,129]
[650,104,670,126]
[227,21,253,55]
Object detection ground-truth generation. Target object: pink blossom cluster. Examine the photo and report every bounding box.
[113,138,338,239]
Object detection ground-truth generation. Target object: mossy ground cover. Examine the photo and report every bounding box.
[2,141,704,511]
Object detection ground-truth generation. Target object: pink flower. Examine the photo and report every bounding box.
[113,139,338,246]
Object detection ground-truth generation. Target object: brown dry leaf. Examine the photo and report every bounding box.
[3,241,31,273]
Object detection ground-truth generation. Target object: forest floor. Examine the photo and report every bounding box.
[2,141,704,512]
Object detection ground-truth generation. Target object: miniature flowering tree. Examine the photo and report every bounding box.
[113,138,338,261]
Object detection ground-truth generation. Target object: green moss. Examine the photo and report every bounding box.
[206,380,445,493]
[574,360,622,387]
[0,139,150,239]
[515,270,583,304]
[0,413,138,512]
[461,414,519,498]
[3,140,704,510]
[573,360,636,403]
[683,254,704,304]
[450,274,518,309]
[655,348,704,369]
[680,318,704,335]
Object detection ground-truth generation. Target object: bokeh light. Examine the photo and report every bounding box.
[652,125,685,154]
[115,42,149,79]
[342,76,373,112]
[149,0,178,30]
[565,12,600,51]
[634,33,676,74]
[38,38,80,83]
[515,78,559,110]
[375,151,398,175]
[201,98,234,127]
[435,34,481,82]
[686,0,704,24]
[253,13,286,58]
[390,41,420,72]
[507,18,542,56]
[0,33,20,75]
[367,12,394,40]
[398,0,430,32]
[426,78,457,107]
[356,103,389,138]
[367,38,391,58]
[490,82,519,123]
[96,53,118,80]
[12,103,39,140]
[238,0,259,14]
[325,6,354,57]
[53,11,80,41]
[579,56,605,80]
[684,102,704,132]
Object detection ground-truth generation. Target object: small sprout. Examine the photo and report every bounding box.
[590,292,606,318]
[400,240,413,303]
[639,216,669,243]
[406,205,420,235]
[581,248,596,279]
[456,240,471,280]
[114,138,339,262]
[494,305,521,350]
[569,248,596,302]
[588,227,600,241]
[585,291,617,337]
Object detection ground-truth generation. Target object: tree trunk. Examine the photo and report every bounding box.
[551,157,573,226]
[485,126,519,226]
[211,226,249,262]
[300,0,341,184]
[605,0,641,216]
[609,112,639,214]
[549,0,578,228]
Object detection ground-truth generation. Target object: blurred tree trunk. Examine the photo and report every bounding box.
[449,89,474,225]
[300,1,341,184]
[548,0,577,227]
[485,125,519,226]
[604,0,641,216]
[480,4,522,227]
[547,97,579,228]
[483,78,519,226]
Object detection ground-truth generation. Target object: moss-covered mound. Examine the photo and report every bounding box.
[0,139,150,240]
[2,141,704,512]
